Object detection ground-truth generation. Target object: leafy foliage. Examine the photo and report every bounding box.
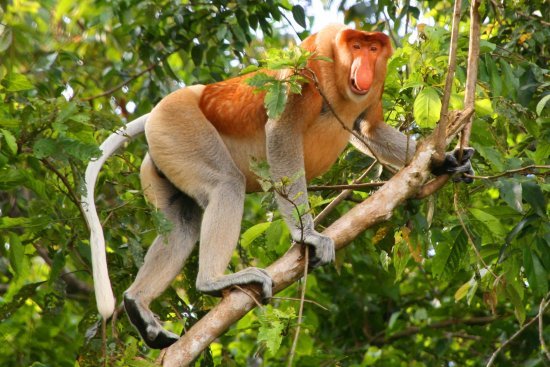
[0,1,548,367]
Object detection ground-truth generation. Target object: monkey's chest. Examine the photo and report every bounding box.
[302,117,351,180]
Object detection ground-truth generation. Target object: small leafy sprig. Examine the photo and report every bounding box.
[244,46,330,119]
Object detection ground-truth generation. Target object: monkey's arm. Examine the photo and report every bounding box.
[352,119,474,181]
[351,120,416,168]
[265,117,335,268]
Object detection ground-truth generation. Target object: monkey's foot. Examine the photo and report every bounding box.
[196,267,273,303]
[297,231,335,268]
[432,148,475,183]
[123,293,179,349]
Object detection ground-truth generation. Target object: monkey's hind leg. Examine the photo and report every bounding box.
[123,154,201,349]
[144,91,273,303]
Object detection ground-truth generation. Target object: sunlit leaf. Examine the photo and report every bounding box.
[413,87,441,128]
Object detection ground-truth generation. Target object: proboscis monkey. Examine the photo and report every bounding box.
[82,24,474,349]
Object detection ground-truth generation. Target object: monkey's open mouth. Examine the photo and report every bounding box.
[350,78,369,95]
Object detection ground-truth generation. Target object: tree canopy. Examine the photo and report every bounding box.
[0,1,548,366]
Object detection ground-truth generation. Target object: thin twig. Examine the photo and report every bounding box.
[459,0,481,153]
[434,0,463,162]
[517,12,550,26]
[371,315,500,344]
[82,63,158,101]
[465,165,550,180]
[486,292,550,366]
[82,46,183,101]
[287,246,309,367]
[232,285,264,309]
[308,181,385,191]
[313,160,379,225]
[271,296,328,311]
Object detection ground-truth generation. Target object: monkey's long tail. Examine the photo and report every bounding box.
[81,114,149,320]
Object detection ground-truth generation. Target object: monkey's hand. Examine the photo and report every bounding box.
[431,147,475,183]
[292,229,335,268]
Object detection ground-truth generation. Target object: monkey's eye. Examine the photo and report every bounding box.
[353,43,361,50]
[370,46,378,52]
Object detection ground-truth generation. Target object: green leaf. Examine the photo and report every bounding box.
[536,94,550,116]
[258,306,296,355]
[413,87,441,128]
[0,216,34,229]
[8,233,25,276]
[291,5,307,28]
[57,101,78,123]
[265,219,290,256]
[432,228,468,279]
[246,72,273,89]
[1,128,17,155]
[3,73,34,92]
[522,181,547,217]
[0,26,12,52]
[380,250,390,271]
[241,222,271,248]
[523,247,548,296]
[258,320,285,354]
[392,231,411,281]
[241,65,260,75]
[264,81,288,119]
[469,208,507,238]
[499,215,538,263]
[454,279,471,302]
[33,138,58,159]
[486,56,502,98]
[505,282,526,324]
[497,179,523,212]
[473,145,505,171]
[191,44,204,66]
[474,98,493,116]
[0,282,43,322]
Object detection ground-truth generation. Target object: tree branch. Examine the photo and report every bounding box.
[486,292,550,366]
[459,0,481,151]
[434,0,463,162]
[370,315,500,344]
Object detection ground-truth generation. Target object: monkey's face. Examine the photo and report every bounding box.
[334,29,392,103]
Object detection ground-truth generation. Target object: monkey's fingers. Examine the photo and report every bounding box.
[302,232,335,268]
[432,148,475,183]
